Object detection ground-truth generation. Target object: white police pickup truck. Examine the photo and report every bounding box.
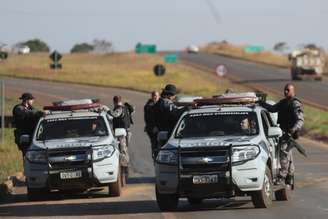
[155,92,292,210]
[21,99,127,200]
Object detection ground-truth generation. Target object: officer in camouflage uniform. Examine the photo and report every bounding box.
[261,83,304,185]
[109,95,134,166]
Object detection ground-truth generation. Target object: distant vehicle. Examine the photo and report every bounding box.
[22,99,127,200]
[17,45,30,54]
[187,45,199,54]
[155,92,293,210]
[289,48,325,81]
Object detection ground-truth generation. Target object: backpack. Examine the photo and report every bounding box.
[124,102,135,125]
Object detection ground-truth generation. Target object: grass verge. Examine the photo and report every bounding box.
[0,97,22,183]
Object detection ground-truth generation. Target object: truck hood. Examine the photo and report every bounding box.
[169,136,259,148]
[32,136,113,150]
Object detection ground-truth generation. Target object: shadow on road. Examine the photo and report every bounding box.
[126,176,155,184]
[0,199,253,217]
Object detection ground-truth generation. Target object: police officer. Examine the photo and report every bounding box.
[261,83,304,185]
[12,93,44,155]
[109,96,134,166]
[144,91,160,157]
[153,84,190,136]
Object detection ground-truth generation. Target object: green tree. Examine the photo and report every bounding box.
[22,39,50,52]
[70,43,94,53]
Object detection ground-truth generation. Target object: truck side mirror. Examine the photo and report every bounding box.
[114,128,127,137]
[19,135,31,147]
[268,127,282,138]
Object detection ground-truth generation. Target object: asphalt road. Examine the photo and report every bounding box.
[179,52,328,110]
[0,78,328,219]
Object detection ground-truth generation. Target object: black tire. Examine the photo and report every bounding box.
[108,169,122,197]
[155,185,179,211]
[187,197,203,205]
[251,167,273,208]
[27,186,49,201]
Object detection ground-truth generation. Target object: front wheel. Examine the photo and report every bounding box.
[251,167,273,208]
[155,185,179,211]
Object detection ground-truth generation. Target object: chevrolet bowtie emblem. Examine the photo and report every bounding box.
[201,157,213,163]
[64,155,77,161]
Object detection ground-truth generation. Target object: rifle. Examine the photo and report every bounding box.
[282,133,307,157]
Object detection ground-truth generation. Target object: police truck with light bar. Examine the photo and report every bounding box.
[22,99,127,200]
[155,92,293,210]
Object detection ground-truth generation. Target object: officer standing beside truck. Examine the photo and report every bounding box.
[260,83,304,185]
[12,93,44,156]
[144,91,160,158]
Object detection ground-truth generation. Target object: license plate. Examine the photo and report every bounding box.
[193,175,218,184]
[60,170,82,179]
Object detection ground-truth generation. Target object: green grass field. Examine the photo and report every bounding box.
[0,98,21,183]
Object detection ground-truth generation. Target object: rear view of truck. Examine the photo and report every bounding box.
[289,48,325,81]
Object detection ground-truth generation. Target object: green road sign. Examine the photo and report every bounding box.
[135,43,157,54]
[164,54,178,63]
[244,45,264,53]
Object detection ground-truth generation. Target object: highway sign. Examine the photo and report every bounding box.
[244,45,264,53]
[216,64,228,77]
[49,50,62,70]
[135,43,157,54]
[153,64,166,76]
[164,54,178,63]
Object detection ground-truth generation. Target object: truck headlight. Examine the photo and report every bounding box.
[93,145,115,161]
[156,150,177,165]
[231,145,260,164]
[25,150,47,163]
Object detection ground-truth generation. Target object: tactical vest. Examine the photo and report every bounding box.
[277,97,299,132]
[112,105,131,129]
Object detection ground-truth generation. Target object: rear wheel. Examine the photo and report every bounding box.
[251,167,273,208]
[155,185,179,211]
[108,169,122,197]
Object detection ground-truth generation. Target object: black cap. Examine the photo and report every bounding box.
[162,84,177,96]
[19,92,35,100]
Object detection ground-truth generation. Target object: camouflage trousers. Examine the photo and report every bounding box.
[118,135,130,167]
[279,140,295,178]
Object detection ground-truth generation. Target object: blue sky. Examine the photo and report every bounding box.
[1,0,328,52]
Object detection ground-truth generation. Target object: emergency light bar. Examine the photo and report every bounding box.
[43,99,102,111]
[176,96,203,106]
[183,92,267,107]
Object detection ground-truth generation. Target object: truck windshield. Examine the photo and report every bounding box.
[175,112,258,138]
[36,116,108,141]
